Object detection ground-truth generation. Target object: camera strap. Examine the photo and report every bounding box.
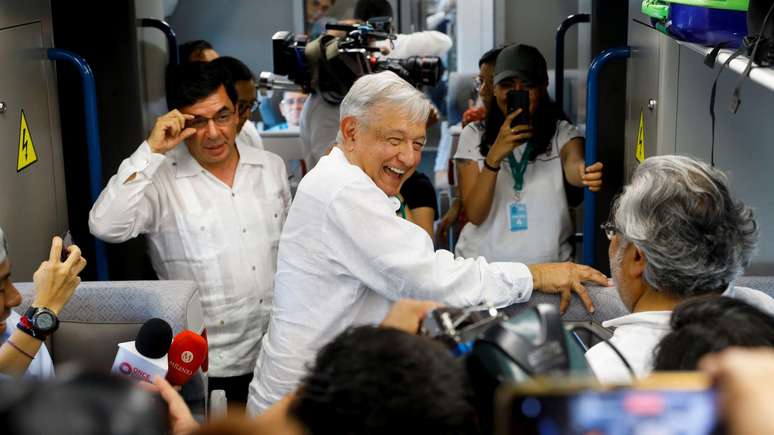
[506,145,532,193]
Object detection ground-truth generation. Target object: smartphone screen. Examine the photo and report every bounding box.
[506,90,530,127]
[504,388,720,435]
[61,230,73,262]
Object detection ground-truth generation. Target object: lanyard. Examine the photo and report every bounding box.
[506,144,532,193]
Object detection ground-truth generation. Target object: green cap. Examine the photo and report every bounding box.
[493,44,549,87]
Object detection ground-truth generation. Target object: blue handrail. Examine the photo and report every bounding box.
[583,46,631,266]
[555,13,590,111]
[139,19,179,66]
[48,48,109,281]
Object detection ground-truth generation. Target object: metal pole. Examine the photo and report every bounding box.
[555,13,590,111]
[139,18,179,66]
[583,46,631,266]
[47,48,109,281]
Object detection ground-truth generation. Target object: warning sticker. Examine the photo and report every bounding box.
[17,110,38,172]
[635,109,645,163]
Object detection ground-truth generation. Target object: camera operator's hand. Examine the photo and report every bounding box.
[31,236,87,315]
[527,263,612,314]
[700,348,774,435]
[148,110,197,155]
[145,376,200,435]
[381,299,441,334]
[485,109,533,168]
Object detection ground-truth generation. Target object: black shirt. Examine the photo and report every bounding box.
[401,171,439,220]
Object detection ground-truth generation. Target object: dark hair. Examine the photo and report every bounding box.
[0,372,168,435]
[290,326,479,435]
[354,0,393,21]
[166,61,237,110]
[478,93,568,161]
[210,56,255,82]
[478,47,504,67]
[653,296,774,371]
[179,39,214,63]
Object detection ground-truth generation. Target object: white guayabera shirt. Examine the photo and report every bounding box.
[89,141,290,377]
[247,146,535,414]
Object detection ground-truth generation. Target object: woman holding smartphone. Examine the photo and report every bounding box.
[453,44,603,263]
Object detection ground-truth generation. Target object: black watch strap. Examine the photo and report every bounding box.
[17,307,58,340]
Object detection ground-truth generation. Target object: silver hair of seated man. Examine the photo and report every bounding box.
[613,155,758,296]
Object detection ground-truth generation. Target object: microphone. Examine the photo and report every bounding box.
[111,318,173,382]
[166,330,208,386]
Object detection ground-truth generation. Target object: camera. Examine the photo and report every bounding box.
[260,17,444,104]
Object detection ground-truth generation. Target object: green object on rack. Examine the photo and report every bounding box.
[642,0,670,19]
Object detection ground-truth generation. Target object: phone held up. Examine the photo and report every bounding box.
[506,89,531,128]
[61,230,73,262]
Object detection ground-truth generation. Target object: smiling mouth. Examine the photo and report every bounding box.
[384,166,406,179]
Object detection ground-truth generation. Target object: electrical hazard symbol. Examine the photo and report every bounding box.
[635,110,645,163]
[17,110,38,172]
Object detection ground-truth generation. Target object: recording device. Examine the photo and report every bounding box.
[506,90,531,127]
[497,373,720,435]
[260,17,444,104]
[60,230,73,262]
[166,330,208,386]
[111,318,173,383]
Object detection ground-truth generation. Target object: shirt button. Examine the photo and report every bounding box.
[219,320,225,325]
[242,228,247,233]
[231,193,235,197]
[252,266,256,271]
[218,352,224,359]
[200,226,205,231]
[274,213,278,218]
[172,162,177,166]
[259,299,263,304]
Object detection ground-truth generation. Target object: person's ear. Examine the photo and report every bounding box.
[628,244,647,279]
[340,117,358,149]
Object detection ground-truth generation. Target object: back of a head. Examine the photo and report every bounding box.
[209,56,255,83]
[653,296,774,370]
[478,46,505,67]
[614,155,758,297]
[290,326,479,435]
[354,0,393,21]
[179,39,215,63]
[1,372,168,435]
[166,61,237,110]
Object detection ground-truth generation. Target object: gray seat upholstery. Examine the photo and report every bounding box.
[15,280,205,413]
[504,284,627,323]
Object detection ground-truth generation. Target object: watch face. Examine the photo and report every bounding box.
[35,312,55,331]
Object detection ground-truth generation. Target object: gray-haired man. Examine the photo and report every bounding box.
[247,71,612,413]
[587,155,773,383]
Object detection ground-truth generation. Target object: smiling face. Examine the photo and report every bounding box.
[181,85,239,171]
[341,104,426,196]
[0,260,22,335]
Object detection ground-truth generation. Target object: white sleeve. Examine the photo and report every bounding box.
[322,182,533,307]
[382,31,453,59]
[88,141,165,243]
[555,120,584,153]
[453,124,484,161]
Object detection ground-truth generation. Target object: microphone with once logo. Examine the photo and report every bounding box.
[111,318,173,382]
[166,330,208,386]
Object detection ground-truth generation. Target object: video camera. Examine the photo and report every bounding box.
[259,17,444,104]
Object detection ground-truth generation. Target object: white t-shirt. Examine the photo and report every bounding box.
[453,120,581,263]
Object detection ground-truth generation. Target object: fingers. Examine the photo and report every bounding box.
[578,265,612,287]
[179,128,197,141]
[49,236,63,263]
[504,108,522,122]
[72,256,87,276]
[586,162,604,172]
[582,162,604,192]
[572,281,595,313]
[559,289,570,315]
[63,244,82,269]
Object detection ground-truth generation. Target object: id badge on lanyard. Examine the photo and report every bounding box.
[507,146,531,233]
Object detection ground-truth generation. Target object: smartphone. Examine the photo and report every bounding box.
[61,230,73,262]
[506,90,530,127]
[496,373,722,435]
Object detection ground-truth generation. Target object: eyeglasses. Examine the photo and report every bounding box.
[600,220,619,241]
[238,100,259,116]
[185,110,235,130]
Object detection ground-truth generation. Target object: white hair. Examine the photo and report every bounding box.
[335,71,431,143]
[613,155,758,296]
[0,226,7,264]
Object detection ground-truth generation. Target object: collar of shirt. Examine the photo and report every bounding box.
[170,140,266,179]
[602,311,672,330]
[329,146,399,212]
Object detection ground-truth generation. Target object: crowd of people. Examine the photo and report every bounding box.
[2,0,774,433]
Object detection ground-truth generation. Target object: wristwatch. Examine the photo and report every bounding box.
[17,306,60,340]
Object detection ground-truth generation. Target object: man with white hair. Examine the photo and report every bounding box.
[586,155,772,384]
[246,71,612,413]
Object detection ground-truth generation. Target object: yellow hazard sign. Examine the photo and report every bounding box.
[17,110,38,172]
[635,110,645,163]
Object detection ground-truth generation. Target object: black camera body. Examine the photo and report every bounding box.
[266,17,444,104]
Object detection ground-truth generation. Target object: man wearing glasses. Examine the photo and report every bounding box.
[89,61,291,405]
